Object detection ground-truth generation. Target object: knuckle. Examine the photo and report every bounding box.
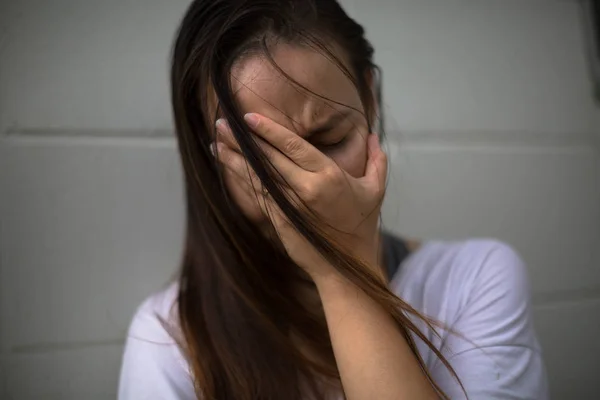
[261,146,276,161]
[322,165,340,180]
[300,181,319,203]
[298,168,343,204]
[282,137,304,157]
[322,165,343,187]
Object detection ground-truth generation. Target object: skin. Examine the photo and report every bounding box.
[224,44,421,256]
[213,43,436,400]
[226,44,370,224]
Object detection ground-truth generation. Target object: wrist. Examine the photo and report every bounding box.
[311,256,386,290]
[313,270,357,298]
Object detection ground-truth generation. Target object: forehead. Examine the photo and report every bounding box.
[230,43,363,133]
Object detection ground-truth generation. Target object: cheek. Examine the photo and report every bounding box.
[331,130,369,178]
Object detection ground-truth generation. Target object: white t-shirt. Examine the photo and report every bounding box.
[118,239,549,399]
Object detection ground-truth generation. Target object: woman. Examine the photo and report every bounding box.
[118,0,548,399]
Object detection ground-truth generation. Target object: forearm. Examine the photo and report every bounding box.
[314,271,438,400]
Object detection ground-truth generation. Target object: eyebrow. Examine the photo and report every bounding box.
[306,110,353,137]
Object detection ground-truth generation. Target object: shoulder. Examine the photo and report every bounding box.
[394,239,549,399]
[406,237,525,274]
[126,282,180,343]
[393,238,529,307]
[394,238,534,339]
[392,238,539,357]
[402,238,532,330]
[118,283,195,399]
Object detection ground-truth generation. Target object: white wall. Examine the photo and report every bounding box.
[1,1,599,399]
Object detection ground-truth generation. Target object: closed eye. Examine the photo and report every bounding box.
[313,124,356,152]
[307,110,353,137]
[316,135,348,149]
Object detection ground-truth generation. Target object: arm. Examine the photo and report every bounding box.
[214,114,439,398]
[314,272,438,400]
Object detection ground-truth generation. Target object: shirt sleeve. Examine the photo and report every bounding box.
[431,241,549,400]
[118,295,196,400]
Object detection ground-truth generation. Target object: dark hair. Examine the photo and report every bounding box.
[170,1,462,399]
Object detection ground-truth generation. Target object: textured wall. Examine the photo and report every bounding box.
[1,1,599,399]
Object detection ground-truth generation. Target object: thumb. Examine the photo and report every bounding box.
[363,133,388,189]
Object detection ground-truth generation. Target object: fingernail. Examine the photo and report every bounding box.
[215,118,228,131]
[244,113,259,128]
[209,142,217,156]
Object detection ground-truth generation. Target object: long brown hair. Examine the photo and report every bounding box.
[170,1,463,399]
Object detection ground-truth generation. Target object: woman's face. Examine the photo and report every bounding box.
[224,43,372,223]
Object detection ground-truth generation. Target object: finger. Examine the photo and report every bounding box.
[219,150,287,225]
[215,119,242,153]
[363,133,388,191]
[214,141,303,213]
[214,142,265,194]
[243,113,329,172]
[215,119,310,188]
[221,159,268,206]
